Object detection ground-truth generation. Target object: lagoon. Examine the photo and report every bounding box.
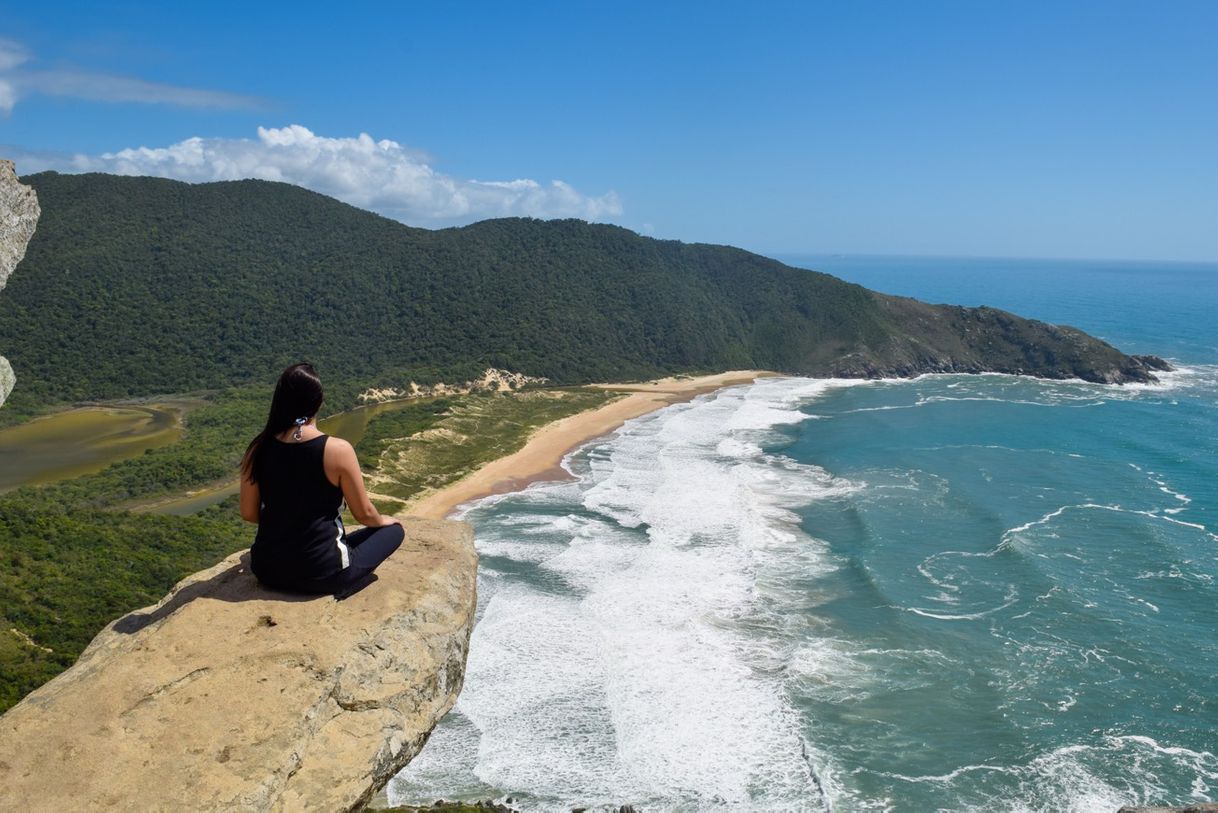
[0,404,187,491]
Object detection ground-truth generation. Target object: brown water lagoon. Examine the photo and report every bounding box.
[0,404,187,491]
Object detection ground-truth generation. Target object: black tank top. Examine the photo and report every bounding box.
[249,434,349,584]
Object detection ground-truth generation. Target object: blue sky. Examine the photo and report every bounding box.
[1,1,1215,260]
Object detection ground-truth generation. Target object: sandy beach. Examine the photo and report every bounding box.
[407,370,778,519]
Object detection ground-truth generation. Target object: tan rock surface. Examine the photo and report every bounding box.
[0,517,477,812]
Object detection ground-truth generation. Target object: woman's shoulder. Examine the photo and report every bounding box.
[321,435,359,485]
[321,434,356,462]
[322,434,352,451]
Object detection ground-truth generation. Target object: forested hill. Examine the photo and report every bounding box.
[0,171,1165,411]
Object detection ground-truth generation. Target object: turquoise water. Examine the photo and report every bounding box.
[391,257,1218,811]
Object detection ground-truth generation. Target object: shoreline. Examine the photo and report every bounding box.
[406,370,779,520]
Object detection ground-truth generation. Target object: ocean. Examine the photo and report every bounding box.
[388,256,1218,812]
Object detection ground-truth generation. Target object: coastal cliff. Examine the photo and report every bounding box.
[0,159,40,407]
[0,517,477,811]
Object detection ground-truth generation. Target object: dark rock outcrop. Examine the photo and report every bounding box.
[830,296,1171,384]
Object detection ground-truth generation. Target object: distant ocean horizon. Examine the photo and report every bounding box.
[390,256,1218,811]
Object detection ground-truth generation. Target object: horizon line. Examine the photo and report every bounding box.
[764,250,1218,267]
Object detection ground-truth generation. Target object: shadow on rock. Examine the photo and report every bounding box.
[111,550,359,634]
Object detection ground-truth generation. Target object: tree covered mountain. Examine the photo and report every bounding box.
[0,171,1165,413]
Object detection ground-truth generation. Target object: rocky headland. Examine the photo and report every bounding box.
[0,517,477,811]
[841,296,1171,384]
[0,159,40,407]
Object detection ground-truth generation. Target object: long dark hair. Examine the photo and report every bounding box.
[240,362,325,484]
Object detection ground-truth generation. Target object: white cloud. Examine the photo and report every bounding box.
[0,39,259,114]
[0,39,29,114]
[0,39,30,72]
[12,125,624,225]
[0,80,16,115]
[16,69,261,110]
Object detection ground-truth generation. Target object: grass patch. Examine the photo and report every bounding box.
[354,397,455,467]
[360,388,618,512]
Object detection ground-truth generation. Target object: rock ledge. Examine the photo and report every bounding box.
[0,517,477,811]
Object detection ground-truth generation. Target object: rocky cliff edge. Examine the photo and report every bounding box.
[0,517,477,811]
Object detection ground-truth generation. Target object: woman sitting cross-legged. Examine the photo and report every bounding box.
[239,362,403,597]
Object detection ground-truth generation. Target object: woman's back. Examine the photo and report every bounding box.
[249,435,348,585]
[241,361,403,597]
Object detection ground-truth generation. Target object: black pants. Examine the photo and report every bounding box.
[264,523,405,598]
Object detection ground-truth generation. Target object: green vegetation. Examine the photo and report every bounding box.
[358,388,618,512]
[0,388,268,709]
[0,498,249,710]
[0,385,616,711]
[0,388,51,429]
[0,173,1160,426]
[354,397,455,466]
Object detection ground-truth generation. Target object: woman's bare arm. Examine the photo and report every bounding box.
[325,437,399,528]
[239,474,260,523]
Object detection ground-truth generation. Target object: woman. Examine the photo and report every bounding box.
[239,362,403,597]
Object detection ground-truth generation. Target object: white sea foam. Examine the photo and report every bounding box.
[875,734,1218,812]
[1123,362,1218,393]
[1142,468,1195,516]
[916,394,1106,408]
[392,371,1218,811]
[391,376,872,810]
[1002,503,1218,544]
